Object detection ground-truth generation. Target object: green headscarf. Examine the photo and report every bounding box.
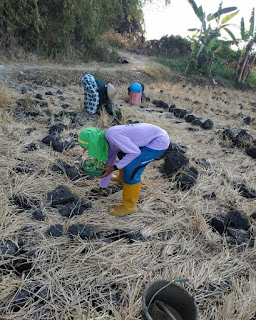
[78,127,109,161]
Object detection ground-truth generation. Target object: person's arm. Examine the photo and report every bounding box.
[99,148,118,188]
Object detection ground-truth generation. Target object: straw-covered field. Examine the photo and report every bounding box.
[0,57,256,320]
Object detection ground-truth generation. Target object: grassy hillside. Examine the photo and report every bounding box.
[0,53,255,320]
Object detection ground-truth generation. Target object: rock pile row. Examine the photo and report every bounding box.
[220,127,256,159]
[152,99,214,130]
[148,98,255,161]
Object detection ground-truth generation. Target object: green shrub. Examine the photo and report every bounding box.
[146,35,191,58]
[211,62,234,80]
[153,56,189,73]
[245,70,256,86]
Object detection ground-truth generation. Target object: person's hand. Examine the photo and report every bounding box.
[97,166,115,178]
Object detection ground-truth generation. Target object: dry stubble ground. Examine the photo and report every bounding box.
[0,54,255,320]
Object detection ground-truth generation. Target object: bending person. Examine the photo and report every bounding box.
[81,74,117,115]
[78,123,170,217]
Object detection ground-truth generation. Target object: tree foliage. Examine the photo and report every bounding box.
[0,0,145,57]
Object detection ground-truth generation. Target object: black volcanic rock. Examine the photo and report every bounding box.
[176,167,198,191]
[53,160,81,180]
[226,227,250,244]
[164,151,189,176]
[173,108,187,118]
[32,209,46,221]
[169,104,176,112]
[35,93,43,100]
[152,100,169,109]
[185,114,196,123]
[201,119,214,130]
[246,147,256,159]
[49,124,67,134]
[58,197,92,217]
[232,130,253,148]
[0,240,19,258]
[236,183,256,199]
[210,215,226,234]
[46,224,63,237]
[67,224,95,239]
[243,116,252,125]
[191,119,203,126]
[47,185,75,206]
[226,210,250,231]
[203,192,216,200]
[42,133,59,145]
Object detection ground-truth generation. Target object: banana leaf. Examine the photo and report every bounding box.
[197,43,204,58]
[223,27,238,44]
[187,0,201,21]
[188,28,200,32]
[207,7,237,22]
[190,41,196,52]
[249,8,255,37]
[216,2,222,24]
[214,45,223,55]
[221,10,239,25]
[207,38,218,50]
[241,18,245,40]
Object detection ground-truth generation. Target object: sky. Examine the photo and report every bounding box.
[143,0,256,41]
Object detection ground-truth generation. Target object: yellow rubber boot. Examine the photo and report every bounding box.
[109,182,141,216]
[111,168,124,183]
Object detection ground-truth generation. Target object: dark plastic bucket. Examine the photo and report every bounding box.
[141,280,198,320]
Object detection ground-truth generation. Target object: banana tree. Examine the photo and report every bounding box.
[235,8,256,84]
[185,0,238,75]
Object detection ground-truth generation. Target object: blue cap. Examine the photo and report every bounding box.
[129,82,142,93]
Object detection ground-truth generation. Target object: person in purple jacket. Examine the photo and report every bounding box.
[78,123,170,217]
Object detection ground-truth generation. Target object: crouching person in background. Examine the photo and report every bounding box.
[78,123,170,217]
[128,82,144,105]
